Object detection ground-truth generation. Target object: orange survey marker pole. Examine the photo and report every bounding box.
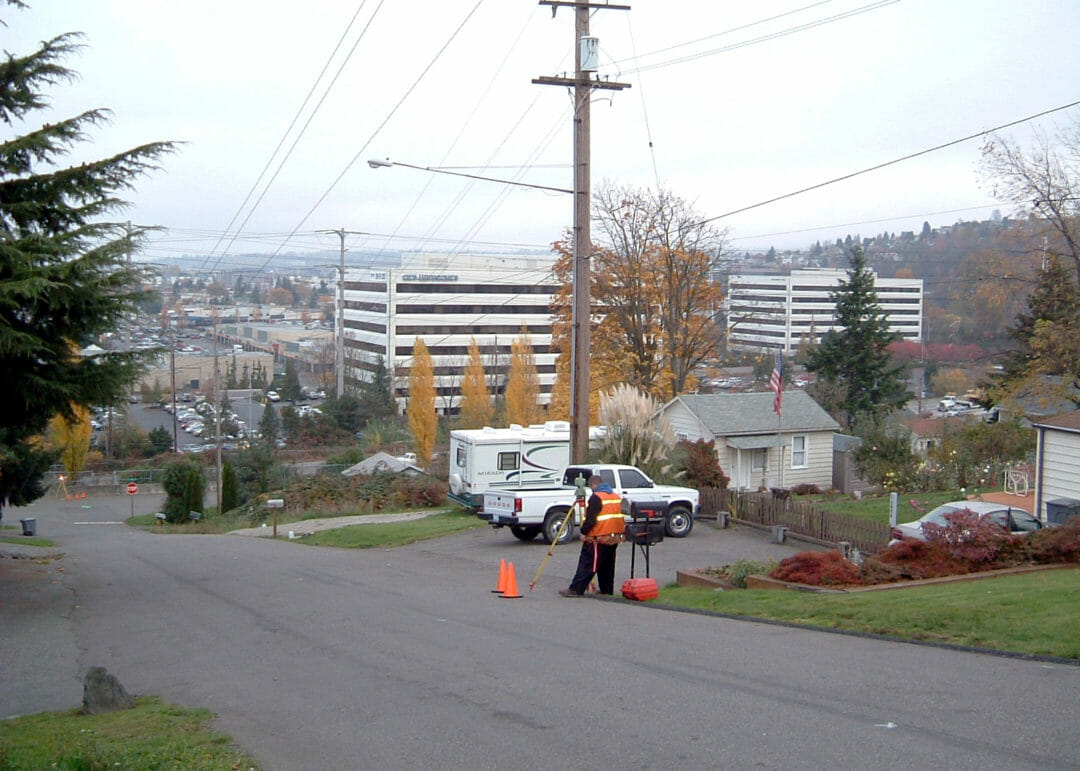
[499,562,523,599]
[528,474,589,592]
[492,558,508,594]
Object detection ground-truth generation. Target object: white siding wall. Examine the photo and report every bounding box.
[1040,429,1080,518]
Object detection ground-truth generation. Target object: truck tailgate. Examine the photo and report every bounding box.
[479,490,518,523]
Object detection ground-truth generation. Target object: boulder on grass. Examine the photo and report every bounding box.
[82,666,134,714]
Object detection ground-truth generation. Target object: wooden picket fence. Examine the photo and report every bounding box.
[699,487,892,554]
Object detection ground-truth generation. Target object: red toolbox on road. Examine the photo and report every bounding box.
[621,577,659,601]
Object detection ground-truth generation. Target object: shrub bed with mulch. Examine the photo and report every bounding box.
[769,517,1080,588]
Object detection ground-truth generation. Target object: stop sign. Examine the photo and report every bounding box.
[126,482,138,495]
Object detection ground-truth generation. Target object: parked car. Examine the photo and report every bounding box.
[266,390,280,402]
[890,500,1042,544]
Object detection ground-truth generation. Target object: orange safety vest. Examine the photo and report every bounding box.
[587,491,625,543]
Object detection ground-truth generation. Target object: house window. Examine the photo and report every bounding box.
[498,452,519,471]
[791,435,808,469]
[676,431,689,442]
[751,449,767,472]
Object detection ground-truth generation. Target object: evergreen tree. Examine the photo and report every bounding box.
[162,459,205,524]
[220,460,239,513]
[406,339,437,467]
[0,12,175,515]
[357,354,396,418]
[804,247,908,427]
[992,254,1080,406]
[283,360,301,401]
[258,404,280,450]
[458,338,493,428]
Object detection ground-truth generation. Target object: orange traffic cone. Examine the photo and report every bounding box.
[66,495,72,501]
[492,558,508,594]
[499,561,523,599]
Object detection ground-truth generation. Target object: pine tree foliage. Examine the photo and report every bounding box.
[504,327,541,427]
[357,354,396,419]
[992,254,1080,408]
[803,247,909,427]
[406,338,437,467]
[0,11,176,511]
[458,337,492,429]
[596,383,677,481]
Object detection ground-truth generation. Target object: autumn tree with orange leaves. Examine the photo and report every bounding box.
[550,184,726,408]
[504,327,542,427]
[458,338,493,429]
[406,339,437,467]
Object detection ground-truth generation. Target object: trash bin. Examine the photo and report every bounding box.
[20,518,37,536]
[1045,497,1080,526]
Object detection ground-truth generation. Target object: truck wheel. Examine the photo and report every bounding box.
[510,525,540,541]
[542,508,574,545]
[665,505,694,538]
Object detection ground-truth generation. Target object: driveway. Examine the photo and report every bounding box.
[3,494,1079,770]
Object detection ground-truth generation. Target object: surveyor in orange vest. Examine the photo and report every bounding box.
[560,475,625,596]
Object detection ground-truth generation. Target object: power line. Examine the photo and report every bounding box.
[197,1,376,274]
[251,1,485,279]
[627,0,898,75]
[699,99,1080,227]
[206,0,389,274]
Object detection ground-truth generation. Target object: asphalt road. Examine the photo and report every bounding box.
[3,495,1079,770]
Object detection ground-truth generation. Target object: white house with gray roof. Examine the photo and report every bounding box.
[659,391,841,491]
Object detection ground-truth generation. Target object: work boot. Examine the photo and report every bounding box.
[558,588,584,598]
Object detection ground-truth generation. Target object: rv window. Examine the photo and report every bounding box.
[498,452,520,471]
[455,447,465,467]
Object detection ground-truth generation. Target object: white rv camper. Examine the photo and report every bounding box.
[448,422,571,509]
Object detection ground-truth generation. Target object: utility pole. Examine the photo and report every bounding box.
[533,1,630,463]
[318,228,366,398]
[212,313,222,516]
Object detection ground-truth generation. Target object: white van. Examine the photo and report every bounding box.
[448,422,571,509]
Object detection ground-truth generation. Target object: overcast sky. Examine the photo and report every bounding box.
[8,0,1080,274]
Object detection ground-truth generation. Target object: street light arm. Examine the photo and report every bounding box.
[367,158,571,194]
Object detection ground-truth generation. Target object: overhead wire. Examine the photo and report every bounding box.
[197,1,375,274]
[250,1,486,278]
[206,0,389,275]
[697,99,1080,227]
[366,5,546,260]
[627,0,900,75]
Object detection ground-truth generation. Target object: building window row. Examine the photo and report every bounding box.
[396,282,559,295]
[396,304,553,315]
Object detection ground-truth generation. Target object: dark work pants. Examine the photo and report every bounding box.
[569,541,618,595]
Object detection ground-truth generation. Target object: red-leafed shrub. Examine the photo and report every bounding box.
[393,479,446,508]
[790,483,821,496]
[1028,518,1080,564]
[872,538,971,579]
[770,550,864,586]
[921,509,1011,566]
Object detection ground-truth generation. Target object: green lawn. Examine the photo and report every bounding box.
[296,509,484,548]
[129,504,459,535]
[804,488,1003,524]
[656,567,1080,659]
[0,535,55,547]
[0,696,260,770]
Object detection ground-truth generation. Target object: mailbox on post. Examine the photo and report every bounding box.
[267,498,284,537]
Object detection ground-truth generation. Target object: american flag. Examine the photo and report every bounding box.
[769,353,783,417]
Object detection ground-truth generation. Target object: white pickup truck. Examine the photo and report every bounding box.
[478,464,701,544]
